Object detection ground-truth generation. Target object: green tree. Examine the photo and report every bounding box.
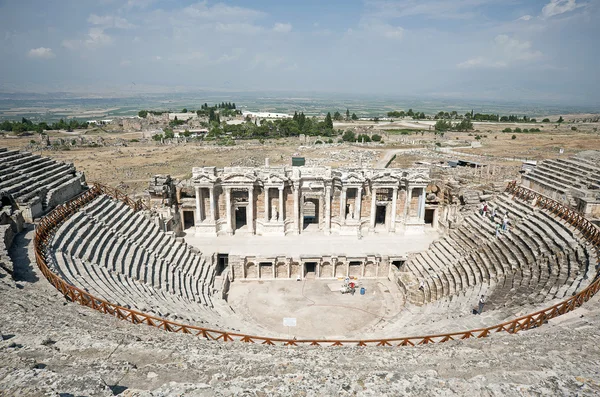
[511,134,516,140]
[346,108,350,120]
[138,110,148,118]
[371,134,382,142]
[503,128,512,133]
[182,108,188,113]
[542,118,550,122]
[342,130,355,142]
[351,113,358,121]
[557,116,564,123]
[324,112,334,129]
[164,129,174,139]
[455,118,473,131]
[333,111,343,121]
[434,120,452,131]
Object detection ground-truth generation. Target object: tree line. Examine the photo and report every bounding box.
[0,118,88,133]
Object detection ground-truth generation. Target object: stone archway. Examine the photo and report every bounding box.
[290,261,301,279]
[276,261,288,278]
[364,261,377,277]
[246,262,257,278]
[320,261,333,278]
[334,262,346,278]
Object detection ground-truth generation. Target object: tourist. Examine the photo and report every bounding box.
[495,223,501,238]
[491,207,497,221]
[478,295,485,314]
[502,214,509,231]
[483,201,488,217]
[419,280,425,291]
[479,202,485,216]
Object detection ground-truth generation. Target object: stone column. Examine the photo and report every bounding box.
[199,188,205,221]
[225,187,233,234]
[194,186,202,225]
[209,186,216,222]
[404,186,412,221]
[355,186,362,221]
[264,187,269,222]
[278,186,284,222]
[370,186,377,230]
[390,187,398,232]
[339,187,347,224]
[293,186,300,234]
[419,187,427,223]
[324,186,331,234]
[248,186,254,234]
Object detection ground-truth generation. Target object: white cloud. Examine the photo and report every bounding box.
[364,0,488,20]
[457,34,542,69]
[251,53,286,69]
[517,15,532,21]
[358,19,404,40]
[28,47,55,59]
[88,14,135,29]
[183,2,265,22]
[63,28,112,50]
[541,0,584,18]
[457,56,506,69]
[215,23,263,35]
[273,23,292,33]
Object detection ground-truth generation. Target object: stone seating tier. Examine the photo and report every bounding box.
[402,194,591,311]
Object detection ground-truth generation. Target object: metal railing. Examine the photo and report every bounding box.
[32,181,599,347]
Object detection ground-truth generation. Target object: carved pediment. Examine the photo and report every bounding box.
[192,173,217,183]
[343,172,365,184]
[222,172,258,183]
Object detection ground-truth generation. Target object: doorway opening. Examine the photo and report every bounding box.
[303,199,319,228]
[392,260,405,270]
[375,205,386,225]
[424,208,435,225]
[259,262,273,279]
[235,206,247,229]
[183,210,195,229]
[305,262,317,274]
[216,254,228,276]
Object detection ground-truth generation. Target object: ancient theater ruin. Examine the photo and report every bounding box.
[2,146,596,344]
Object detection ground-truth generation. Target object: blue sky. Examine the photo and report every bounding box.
[0,0,598,104]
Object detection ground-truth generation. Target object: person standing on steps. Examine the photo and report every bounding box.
[478,295,486,314]
[502,213,509,231]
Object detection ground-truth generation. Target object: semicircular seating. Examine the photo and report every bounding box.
[386,192,597,336]
[48,194,260,333]
[46,188,598,340]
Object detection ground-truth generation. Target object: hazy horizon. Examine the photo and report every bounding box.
[1,0,599,107]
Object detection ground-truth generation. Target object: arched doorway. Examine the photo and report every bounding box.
[245,262,257,278]
[303,198,319,229]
